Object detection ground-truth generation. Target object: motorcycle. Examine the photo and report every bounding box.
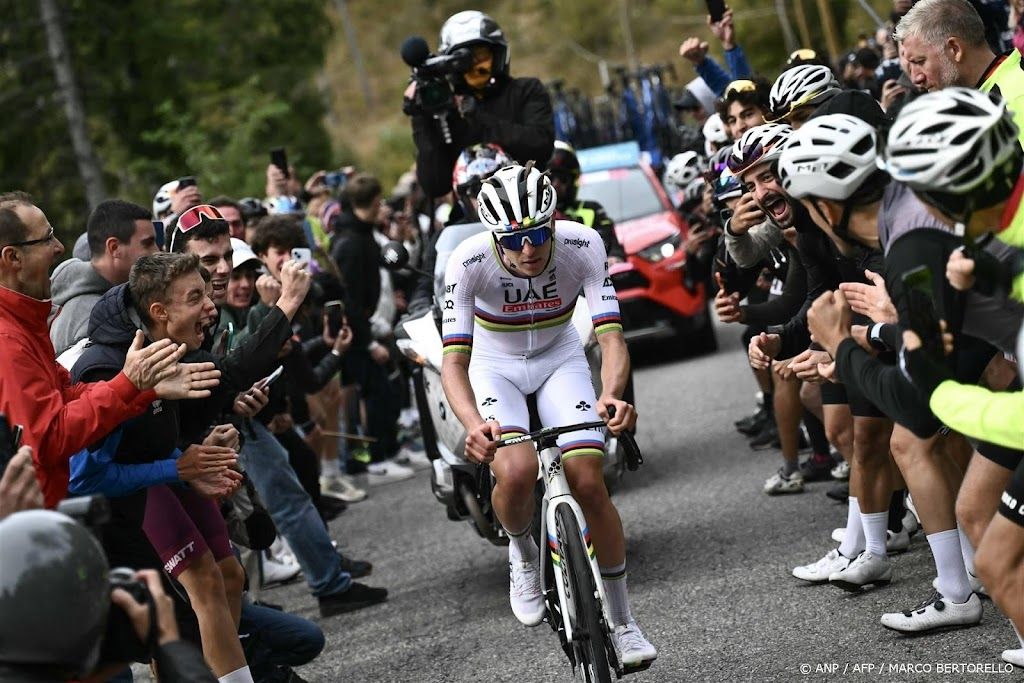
[383,237,636,546]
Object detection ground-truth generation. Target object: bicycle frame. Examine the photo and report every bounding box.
[536,435,613,648]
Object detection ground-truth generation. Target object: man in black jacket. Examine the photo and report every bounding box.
[330,174,409,480]
[405,10,554,198]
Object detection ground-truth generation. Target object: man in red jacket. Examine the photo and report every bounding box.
[0,192,220,507]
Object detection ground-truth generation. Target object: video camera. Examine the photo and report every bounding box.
[400,35,473,143]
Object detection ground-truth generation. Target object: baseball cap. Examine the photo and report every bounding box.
[230,238,262,271]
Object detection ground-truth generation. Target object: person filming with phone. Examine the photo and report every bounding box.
[403,10,554,200]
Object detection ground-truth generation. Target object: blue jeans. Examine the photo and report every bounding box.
[240,420,351,597]
[240,601,325,681]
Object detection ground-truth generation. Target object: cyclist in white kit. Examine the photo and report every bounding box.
[440,163,657,668]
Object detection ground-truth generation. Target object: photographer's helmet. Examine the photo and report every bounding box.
[767,64,840,123]
[453,143,513,199]
[778,114,881,201]
[665,151,707,192]
[477,163,556,233]
[153,179,179,220]
[439,11,509,85]
[0,510,109,676]
[727,123,793,175]
[882,87,1021,198]
[238,196,269,224]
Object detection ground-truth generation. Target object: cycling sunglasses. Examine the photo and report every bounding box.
[495,224,553,251]
[723,79,757,98]
[169,204,226,252]
[788,48,819,64]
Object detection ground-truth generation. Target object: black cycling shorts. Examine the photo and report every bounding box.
[998,457,1024,528]
[819,379,885,418]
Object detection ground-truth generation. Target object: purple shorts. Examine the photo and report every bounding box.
[142,484,232,578]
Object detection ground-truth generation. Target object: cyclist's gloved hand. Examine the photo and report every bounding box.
[465,419,501,464]
[598,396,636,435]
[899,328,954,398]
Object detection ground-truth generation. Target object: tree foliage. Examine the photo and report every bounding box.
[0,0,337,244]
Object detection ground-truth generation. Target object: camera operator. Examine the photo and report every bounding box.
[0,510,215,683]
[404,10,554,199]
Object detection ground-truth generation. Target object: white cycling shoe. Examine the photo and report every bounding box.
[613,620,658,668]
[509,560,545,627]
[792,548,852,583]
[880,591,982,633]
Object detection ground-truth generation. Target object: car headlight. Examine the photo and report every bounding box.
[636,232,681,263]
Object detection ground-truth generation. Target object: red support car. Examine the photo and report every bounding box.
[577,143,716,352]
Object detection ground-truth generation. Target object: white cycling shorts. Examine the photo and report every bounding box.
[468,344,605,459]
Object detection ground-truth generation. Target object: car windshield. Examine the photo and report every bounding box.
[578,168,664,223]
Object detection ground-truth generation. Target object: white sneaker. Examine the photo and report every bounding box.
[764,468,804,495]
[830,528,910,555]
[261,555,301,587]
[365,459,416,485]
[394,446,431,470]
[902,509,919,537]
[320,474,367,503]
[830,460,850,481]
[829,551,892,591]
[613,619,657,668]
[793,548,852,583]
[508,560,545,627]
[880,591,982,633]
[1001,648,1024,668]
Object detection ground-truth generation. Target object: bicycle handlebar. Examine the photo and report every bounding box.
[493,407,645,471]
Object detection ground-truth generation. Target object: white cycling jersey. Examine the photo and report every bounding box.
[442,220,621,455]
[441,220,622,359]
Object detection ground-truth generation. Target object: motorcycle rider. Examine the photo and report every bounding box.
[547,141,626,264]
[440,164,657,669]
[406,11,554,199]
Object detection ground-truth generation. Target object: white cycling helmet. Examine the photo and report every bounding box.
[767,65,840,122]
[727,123,793,175]
[683,177,707,206]
[702,113,729,156]
[153,180,179,220]
[882,87,1020,195]
[664,152,706,191]
[477,163,556,232]
[778,114,880,201]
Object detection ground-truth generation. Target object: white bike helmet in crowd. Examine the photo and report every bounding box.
[683,177,707,206]
[477,163,556,232]
[439,11,510,79]
[153,180,179,220]
[702,113,730,157]
[778,114,880,201]
[453,143,513,195]
[882,87,1020,195]
[664,151,706,191]
[727,123,793,175]
[767,64,840,122]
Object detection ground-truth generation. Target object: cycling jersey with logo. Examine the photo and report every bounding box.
[441,220,622,358]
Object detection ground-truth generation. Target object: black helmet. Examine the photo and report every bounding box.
[439,11,509,82]
[0,510,110,676]
[547,141,581,206]
[238,196,268,224]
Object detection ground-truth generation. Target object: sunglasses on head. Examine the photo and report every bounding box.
[495,224,552,251]
[170,204,226,252]
[724,79,757,98]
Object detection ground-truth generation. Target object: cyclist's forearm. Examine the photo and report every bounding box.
[597,332,630,399]
[442,357,485,429]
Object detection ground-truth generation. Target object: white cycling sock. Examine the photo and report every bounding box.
[839,497,865,558]
[861,511,889,558]
[321,457,341,479]
[506,524,538,563]
[927,529,972,603]
[957,524,976,576]
[218,665,254,683]
[600,562,632,627]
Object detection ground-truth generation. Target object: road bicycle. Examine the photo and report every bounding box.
[495,409,646,681]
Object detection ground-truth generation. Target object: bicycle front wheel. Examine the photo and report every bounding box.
[555,503,612,683]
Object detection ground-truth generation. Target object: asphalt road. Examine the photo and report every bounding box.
[267,323,1019,683]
